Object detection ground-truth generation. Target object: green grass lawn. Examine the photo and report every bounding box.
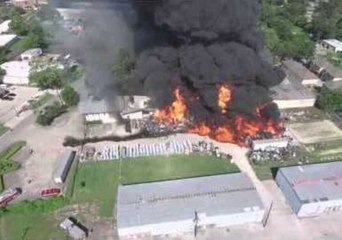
[71,154,239,217]
[0,213,66,240]
[0,141,26,192]
[0,124,9,137]
[6,37,30,59]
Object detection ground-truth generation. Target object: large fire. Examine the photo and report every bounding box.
[153,85,284,145]
[218,84,232,114]
[153,88,187,123]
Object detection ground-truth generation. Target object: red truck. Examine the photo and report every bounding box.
[41,188,61,197]
[0,188,21,207]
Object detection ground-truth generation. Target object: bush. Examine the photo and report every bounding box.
[36,101,67,126]
[61,85,80,106]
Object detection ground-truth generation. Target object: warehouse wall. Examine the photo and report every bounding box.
[202,210,265,227]
[275,170,302,214]
[118,210,265,238]
[85,113,117,123]
[298,199,342,218]
[274,99,316,109]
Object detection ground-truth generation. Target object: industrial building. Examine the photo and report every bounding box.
[0,61,31,85]
[79,97,118,124]
[120,95,153,120]
[251,138,289,151]
[271,76,316,109]
[117,173,265,238]
[54,150,76,184]
[276,161,342,218]
[0,34,17,48]
[321,39,342,53]
[282,60,321,87]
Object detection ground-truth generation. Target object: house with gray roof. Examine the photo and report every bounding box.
[282,60,321,87]
[117,173,265,238]
[276,161,342,218]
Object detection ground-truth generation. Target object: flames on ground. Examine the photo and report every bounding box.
[153,86,284,146]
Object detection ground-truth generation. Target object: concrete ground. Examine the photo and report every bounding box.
[1,109,84,200]
[0,86,39,126]
[289,120,342,144]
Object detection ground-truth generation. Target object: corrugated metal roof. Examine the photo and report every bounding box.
[282,60,319,82]
[117,173,264,229]
[278,161,342,203]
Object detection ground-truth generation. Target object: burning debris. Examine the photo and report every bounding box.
[130,0,285,145]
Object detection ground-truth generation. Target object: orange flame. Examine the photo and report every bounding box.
[154,88,187,123]
[218,84,232,114]
[154,84,284,145]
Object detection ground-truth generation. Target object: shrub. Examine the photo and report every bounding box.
[36,101,67,126]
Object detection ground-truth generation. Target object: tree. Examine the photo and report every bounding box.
[21,34,41,50]
[29,68,64,90]
[261,0,315,60]
[310,0,342,40]
[113,49,135,78]
[61,85,80,106]
[36,101,67,126]
[0,47,8,64]
[9,13,28,35]
[317,89,342,112]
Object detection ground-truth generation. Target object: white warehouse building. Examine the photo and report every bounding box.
[276,161,342,218]
[252,138,289,151]
[117,173,266,239]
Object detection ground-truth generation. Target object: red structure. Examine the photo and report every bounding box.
[41,188,61,197]
[0,188,21,207]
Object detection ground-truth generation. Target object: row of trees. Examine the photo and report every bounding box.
[310,0,342,40]
[261,0,315,60]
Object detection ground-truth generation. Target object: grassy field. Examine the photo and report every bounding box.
[0,213,66,240]
[0,141,26,192]
[0,124,9,137]
[0,197,67,240]
[71,154,239,217]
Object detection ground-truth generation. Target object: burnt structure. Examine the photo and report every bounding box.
[132,0,284,124]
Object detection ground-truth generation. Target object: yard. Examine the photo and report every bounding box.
[0,212,65,240]
[71,154,239,217]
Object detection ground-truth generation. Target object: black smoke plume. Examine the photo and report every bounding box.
[132,0,284,122]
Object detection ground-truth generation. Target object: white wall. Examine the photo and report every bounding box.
[121,111,144,120]
[85,113,116,123]
[302,79,322,87]
[298,199,342,218]
[118,210,265,238]
[274,99,316,109]
[2,76,29,85]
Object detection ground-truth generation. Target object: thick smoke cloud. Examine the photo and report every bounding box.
[50,1,133,105]
[133,0,284,121]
